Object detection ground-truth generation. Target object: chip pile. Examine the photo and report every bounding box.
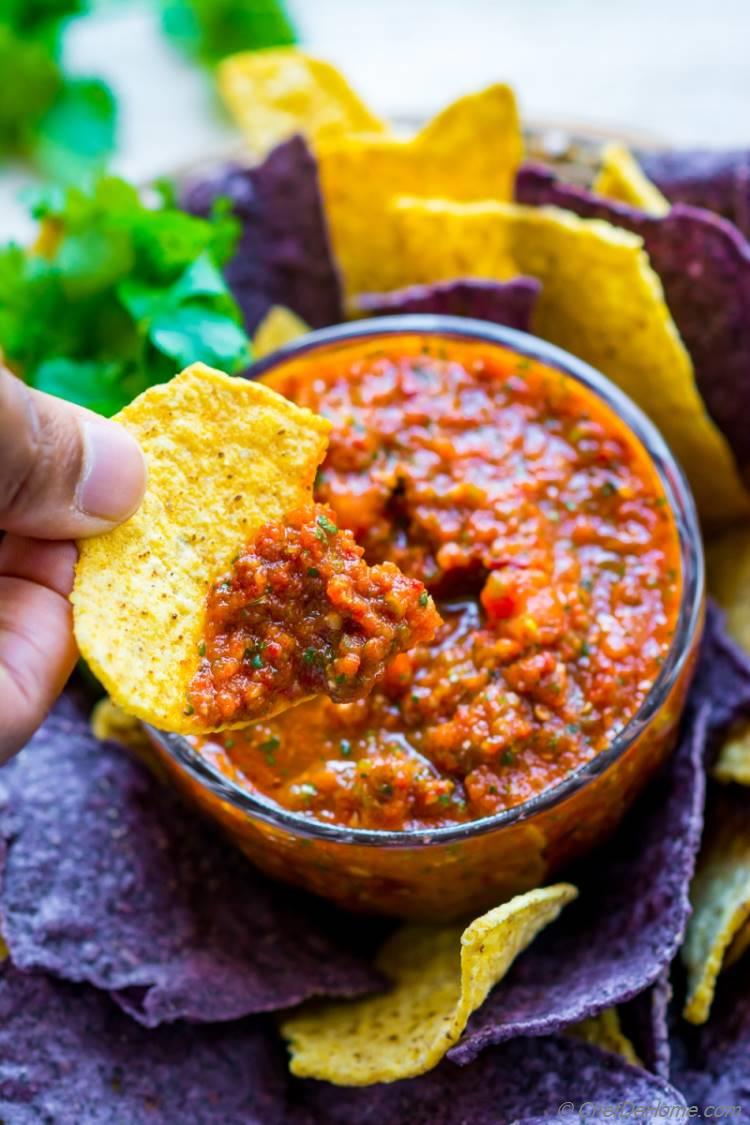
[11,45,750,1122]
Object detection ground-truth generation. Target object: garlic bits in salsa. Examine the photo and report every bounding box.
[72,364,439,734]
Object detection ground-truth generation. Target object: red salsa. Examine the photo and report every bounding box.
[193,340,682,829]
[189,503,441,726]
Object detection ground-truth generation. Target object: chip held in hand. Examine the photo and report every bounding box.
[71,363,439,735]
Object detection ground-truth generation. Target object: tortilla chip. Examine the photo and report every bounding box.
[682,788,750,1024]
[280,883,577,1085]
[353,276,540,332]
[638,147,750,239]
[0,704,382,1026]
[619,970,672,1078]
[394,195,747,523]
[217,47,386,157]
[90,698,151,754]
[569,1008,641,1066]
[72,363,331,735]
[302,1035,687,1123]
[318,84,521,296]
[713,721,750,786]
[253,305,309,358]
[671,945,750,1115]
[182,137,343,332]
[517,162,750,498]
[707,525,750,651]
[593,142,670,214]
[0,962,292,1123]
[706,526,750,783]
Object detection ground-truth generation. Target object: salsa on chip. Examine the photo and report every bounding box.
[72,365,438,734]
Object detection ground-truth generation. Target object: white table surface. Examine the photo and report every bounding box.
[2,0,750,239]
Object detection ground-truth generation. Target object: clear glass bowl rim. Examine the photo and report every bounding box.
[148,314,705,849]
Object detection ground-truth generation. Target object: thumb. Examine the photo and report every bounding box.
[0,367,147,540]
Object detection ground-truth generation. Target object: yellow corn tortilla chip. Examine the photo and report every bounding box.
[713,721,750,786]
[593,143,670,215]
[280,883,577,1085]
[218,48,387,157]
[706,525,750,783]
[568,1008,641,1066]
[391,196,748,524]
[707,525,750,651]
[725,911,750,969]
[682,789,750,1023]
[318,84,521,297]
[252,305,309,359]
[90,698,151,754]
[72,363,330,735]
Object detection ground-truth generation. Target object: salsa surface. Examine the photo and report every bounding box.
[189,503,440,726]
[193,338,682,829]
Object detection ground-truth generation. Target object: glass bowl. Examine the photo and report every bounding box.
[147,315,705,922]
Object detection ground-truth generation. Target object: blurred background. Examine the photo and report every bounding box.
[2,0,749,237]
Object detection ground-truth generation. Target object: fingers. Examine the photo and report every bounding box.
[0,367,147,540]
[0,536,79,762]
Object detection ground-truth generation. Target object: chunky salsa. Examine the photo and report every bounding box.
[189,503,441,726]
[193,338,682,829]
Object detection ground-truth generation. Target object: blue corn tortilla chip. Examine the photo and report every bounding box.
[637,149,750,240]
[182,136,343,333]
[0,964,687,1125]
[670,957,750,1121]
[0,962,289,1125]
[516,162,750,483]
[297,1035,687,1124]
[0,707,382,1028]
[448,606,750,1066]
[353,276,541,331]
[620,970,673,1079]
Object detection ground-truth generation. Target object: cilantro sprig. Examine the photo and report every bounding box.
[161,0,296,65]
[0,0,115,177]
[0,176,253,416]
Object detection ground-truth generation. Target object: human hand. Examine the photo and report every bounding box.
[0,367,146,762]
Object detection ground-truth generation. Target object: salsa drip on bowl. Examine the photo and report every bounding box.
[193,337,682,831]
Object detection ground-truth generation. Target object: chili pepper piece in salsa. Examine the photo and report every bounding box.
[188,503,441,726]
[193,337,682,829]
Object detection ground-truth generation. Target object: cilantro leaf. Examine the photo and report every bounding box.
[161,0,296,65]
[150,305,252,370]
[0,3,116,176]
[35,77,117,181]
[2,175,253,417]
[0,25,61,154]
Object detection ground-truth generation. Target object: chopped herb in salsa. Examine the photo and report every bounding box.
[188,503,441,726]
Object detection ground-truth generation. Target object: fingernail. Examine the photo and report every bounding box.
[76,420,147,523]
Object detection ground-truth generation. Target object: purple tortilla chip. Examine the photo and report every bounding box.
[670,958,750,1121]
[0,962,289,1125]
[637,149,750,241]
[353,277,541,332]
[516,162,750,481]
[0,708,381,1027]
[621,970,673,1079]
[448,605,750,1065]
[182,136,343,332]
[295,1035,687,1124]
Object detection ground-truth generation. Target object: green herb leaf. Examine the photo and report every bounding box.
[2,175,252,416]
[161,0,296,65]
[35,77,116,181]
